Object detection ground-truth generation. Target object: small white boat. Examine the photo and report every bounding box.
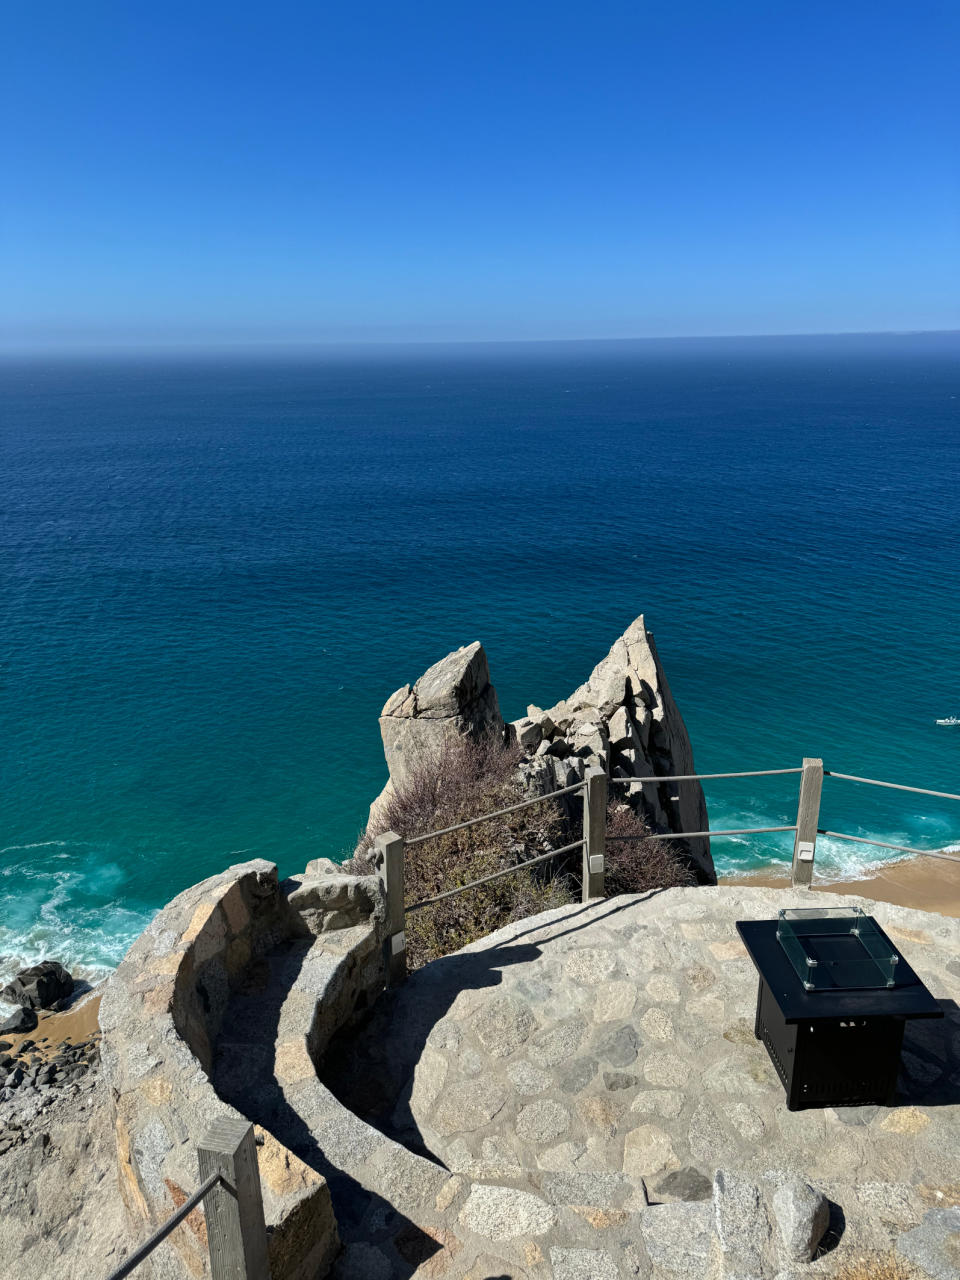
[935,717,960,726]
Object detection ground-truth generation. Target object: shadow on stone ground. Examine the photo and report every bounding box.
[211,938,445,1278]
[321,894,664,1154]
[898,998,960,1107]
[323,940,543,1161]
[814,1201,846,1259]
[211,895,662,1278]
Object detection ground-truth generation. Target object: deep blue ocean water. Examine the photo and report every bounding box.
[2,333,959,995]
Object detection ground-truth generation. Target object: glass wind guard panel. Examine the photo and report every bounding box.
[776,907,899,991]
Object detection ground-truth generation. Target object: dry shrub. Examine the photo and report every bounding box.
[604,802,696,896]
[354,733,574,968]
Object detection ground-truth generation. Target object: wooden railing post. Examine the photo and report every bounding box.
[197,1119,269,1280]
[583,767,607,902]
[375,830,407,985]
[791,757,824,888]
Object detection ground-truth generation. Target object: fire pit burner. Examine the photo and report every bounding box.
[737,909,943,1110]
[776,906,898,991]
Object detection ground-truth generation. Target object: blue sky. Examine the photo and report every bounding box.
[3,1,958,346]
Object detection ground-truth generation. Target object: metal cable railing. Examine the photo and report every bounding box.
[105,1172,223,1280]
[404,767,805,849]
[609,767,803,782]
[374,757,960,983]
[824,771,960,803]
[607,824,797,843]
[404,780,584,846]
[405,838,586,914]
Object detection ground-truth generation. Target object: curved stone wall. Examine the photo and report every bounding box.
[99,858,383,1280]
[100,850,581,1279]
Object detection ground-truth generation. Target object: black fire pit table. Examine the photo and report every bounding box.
[737,907,943,1111]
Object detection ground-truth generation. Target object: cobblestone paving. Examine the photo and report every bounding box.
[325,886,960,1278]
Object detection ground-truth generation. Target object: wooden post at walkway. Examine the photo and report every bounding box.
[583,766,607,902]
[375,829,407,985]
[197,1118,270,1280]
[791,757,824,888]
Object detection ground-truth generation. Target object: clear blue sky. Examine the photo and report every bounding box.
[3,0,958,347]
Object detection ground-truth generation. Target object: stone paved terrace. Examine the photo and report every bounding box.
[319,886,960,1279]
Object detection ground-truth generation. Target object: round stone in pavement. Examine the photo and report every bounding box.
[594,1023,640,1067]
[507,1060,552,1095]
[528,1018,587,1068]
[458,1184,557,1241]
[516,1099,570,1143]
[559,1057,597,1093]
[653,1167,714,1203]
[564,948,619,984]
[549,1246,619,1279]
[472,995,537,1058]
[896,1206,960,1280]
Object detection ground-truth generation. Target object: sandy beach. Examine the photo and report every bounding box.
[1,992,102,1061]
[723,853,960,919]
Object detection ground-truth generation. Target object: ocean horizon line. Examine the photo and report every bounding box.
[2,328,959,359]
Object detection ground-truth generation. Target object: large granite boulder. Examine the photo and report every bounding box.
[286,862,384,935]
[368,641,503,828]
[0,1006,38,1034]
[1,961,74,1011]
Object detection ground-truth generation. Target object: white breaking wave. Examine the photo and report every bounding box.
[704,794,959,883]
[0,841,156,1015]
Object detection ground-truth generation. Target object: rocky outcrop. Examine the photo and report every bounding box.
[366,617,714,883]
[516,616,713,881]
[369,641,503,828]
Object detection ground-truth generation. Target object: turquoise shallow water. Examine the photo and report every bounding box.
[2,334,959,994]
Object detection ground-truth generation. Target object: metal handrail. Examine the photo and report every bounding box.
[394,760,960,919]
[818,828,960,865]
[402,764,960,850]
[405,838,585,913]
[607,824,797,843]
[405,767,807,846]
[609,768,803,782]
[824,771,960,803]
[405,780,585,846]
[377,757,960,984]
[105,1172,223,1280]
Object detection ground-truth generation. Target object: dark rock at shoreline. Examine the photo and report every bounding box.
[0,1008,38,1035]
[1,962,74,1011]
[1,1032,100,1126]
